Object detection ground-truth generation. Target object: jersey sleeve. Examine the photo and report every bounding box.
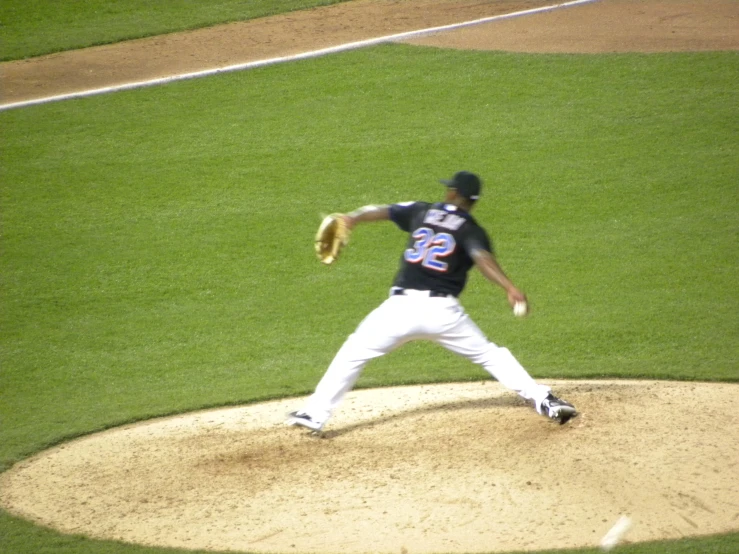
[460,224,494,257]
[389,202,427,232]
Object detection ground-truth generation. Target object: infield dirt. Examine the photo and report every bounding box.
[2,0,738,104]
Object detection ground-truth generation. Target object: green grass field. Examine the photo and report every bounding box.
[0,0,350,61]
[1,2,738,554]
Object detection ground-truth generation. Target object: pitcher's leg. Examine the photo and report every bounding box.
[437,313,551,408]
[299,298,409,425]
[301,332,385,423]
[479,345,551,407]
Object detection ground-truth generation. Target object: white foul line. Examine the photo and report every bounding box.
[0,0,599,112]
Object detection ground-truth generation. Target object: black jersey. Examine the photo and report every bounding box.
[388,201,493,297]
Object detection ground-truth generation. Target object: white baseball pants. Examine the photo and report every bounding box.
[300,289,552,426]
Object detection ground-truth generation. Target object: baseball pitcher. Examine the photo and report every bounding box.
[289,171,577,432]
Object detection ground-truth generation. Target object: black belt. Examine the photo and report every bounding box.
[391,288,451,298]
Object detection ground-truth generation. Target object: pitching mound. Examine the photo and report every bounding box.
[2,380,737,553]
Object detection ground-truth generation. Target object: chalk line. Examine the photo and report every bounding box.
[0,0,598,112]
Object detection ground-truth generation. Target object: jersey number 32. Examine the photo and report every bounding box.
[404,227,456,272]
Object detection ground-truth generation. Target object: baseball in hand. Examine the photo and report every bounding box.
[513,301,528,317]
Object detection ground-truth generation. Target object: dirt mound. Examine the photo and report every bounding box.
[2,380,737,553]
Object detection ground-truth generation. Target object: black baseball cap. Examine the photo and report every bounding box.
[440,171,482,201]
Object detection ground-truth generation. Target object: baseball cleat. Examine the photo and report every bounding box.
[540,394,577,424]
[286,411,324,432]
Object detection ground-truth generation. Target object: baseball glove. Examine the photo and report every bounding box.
[314,213,351,265]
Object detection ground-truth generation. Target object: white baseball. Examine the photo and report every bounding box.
[513,301,527,317]
[600,515,632,551]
